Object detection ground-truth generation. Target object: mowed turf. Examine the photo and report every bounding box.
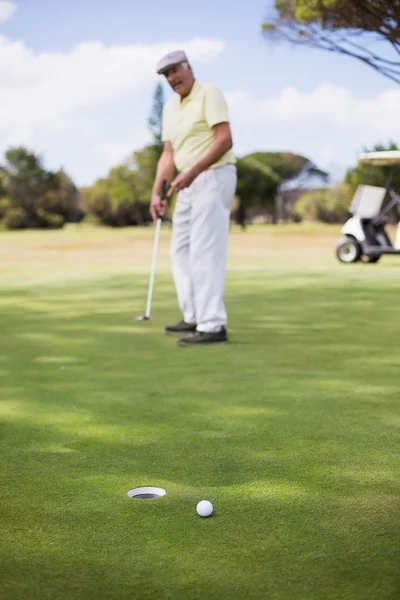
[0,224,399,600]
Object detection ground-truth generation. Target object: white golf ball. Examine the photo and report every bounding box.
[196,500,213,517]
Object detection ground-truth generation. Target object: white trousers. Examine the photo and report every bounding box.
[170,164,237,333]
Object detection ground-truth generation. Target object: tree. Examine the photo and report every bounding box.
[81,84,169,228]
[236,155,282,224]
[235,151,328,224]
[0,147,80,229]
[107,164,139,203]
[263,1,400,84]
[82,138,174,228]
[0,147,49,227]
[344,141,400,203]
[106,164,145,226]
[81,85,167,228]
[80,179,112,225]
[244,152,309,181]
[82,161,152,227]
[131,145,161,198]
[38,169,83,226]
[0,170,6,198]
[148,82,165,164]
[295,184,351,223]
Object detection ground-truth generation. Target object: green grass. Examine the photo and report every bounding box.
[0,225,399,599]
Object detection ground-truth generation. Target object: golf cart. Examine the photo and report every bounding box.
[336,151,400,264]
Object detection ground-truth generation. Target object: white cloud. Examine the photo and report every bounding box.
[225,83,400,174]
[0,34,225,183]
[260,84,400,135]
[0,35,224,135]
[2,21,399,187]
[95,128,151,168]
[227,83,400,136]
[0,1,16,25]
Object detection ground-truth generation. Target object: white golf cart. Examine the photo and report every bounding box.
[336,151,400,264]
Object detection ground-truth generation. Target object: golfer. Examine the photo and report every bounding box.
[150,50,237,347]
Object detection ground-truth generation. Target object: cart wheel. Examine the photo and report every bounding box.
[361,254,381,263]
[336,237,361,263]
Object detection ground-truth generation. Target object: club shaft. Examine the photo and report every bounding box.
[145,217,162,317]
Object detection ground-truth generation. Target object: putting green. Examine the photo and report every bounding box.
[0,225,399,599]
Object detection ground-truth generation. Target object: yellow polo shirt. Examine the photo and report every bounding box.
[162,80,236,173]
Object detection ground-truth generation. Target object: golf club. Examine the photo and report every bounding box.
[136,179,167,321]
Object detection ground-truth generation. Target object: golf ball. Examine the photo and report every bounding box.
[196,500,213,517]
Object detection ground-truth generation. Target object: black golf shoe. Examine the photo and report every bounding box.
[165,320,197,335]
[178,327,228,347]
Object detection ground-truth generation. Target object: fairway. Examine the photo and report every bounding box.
[1,224,399,600]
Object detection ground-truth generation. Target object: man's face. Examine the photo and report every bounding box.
[164,63,194,98]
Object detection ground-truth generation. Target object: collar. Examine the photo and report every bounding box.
[179,79,200,105]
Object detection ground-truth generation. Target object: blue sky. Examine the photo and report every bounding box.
[1,0,399,186]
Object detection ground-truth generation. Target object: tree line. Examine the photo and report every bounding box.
[0,147,83,230]
[0,83,398,231]
[1,2,399,230]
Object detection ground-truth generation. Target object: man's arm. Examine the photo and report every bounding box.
[190,85,233,177]
[150,142,175,222]
[190,122,233,177]
[167,122,233,195]
[152,142,175,197]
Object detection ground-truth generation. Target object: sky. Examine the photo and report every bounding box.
[1,0,399,187]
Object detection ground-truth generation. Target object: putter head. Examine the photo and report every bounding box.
[135,315,150,321]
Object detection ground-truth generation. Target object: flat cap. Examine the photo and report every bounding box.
[156,50,188,75]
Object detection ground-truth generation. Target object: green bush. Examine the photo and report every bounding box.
[0,146,80,230]
[0,197,10,221]
[36,209,65,229]
[87,194,114,226]
[85,193,150,227]
[80,214,103,227]
[295,185,351,223]
[3,208,29,230]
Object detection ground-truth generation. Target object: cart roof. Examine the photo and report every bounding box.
[358,151,400,166]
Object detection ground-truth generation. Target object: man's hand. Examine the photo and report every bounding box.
[150,142,175,222]
[167,123,233,197]
[168,169,197,196]
[150,194,167,224]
